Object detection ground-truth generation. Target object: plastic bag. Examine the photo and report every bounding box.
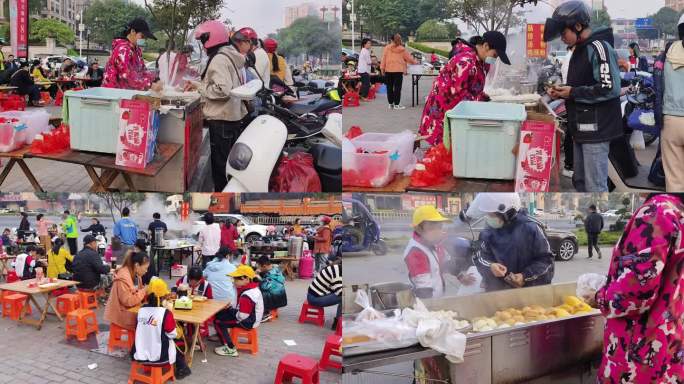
[30,124,70,154]
[576,273,607,303]
[629,130,645,150]
[269,152,322,192]
[353,290,386,322]
[346,125,363,139]
[409,143,452,187]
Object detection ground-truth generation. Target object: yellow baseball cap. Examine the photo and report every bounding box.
[228,265,257,279]
[412,205,450,227]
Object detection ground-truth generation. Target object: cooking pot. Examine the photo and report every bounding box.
[369,282,415,310]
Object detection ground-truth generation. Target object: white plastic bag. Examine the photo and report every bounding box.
[576,273,607,303]
[456,266,485,296]
[354,289,386,322]
[630,130,645,150]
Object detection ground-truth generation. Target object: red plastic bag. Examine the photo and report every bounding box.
[410,143,453,187]
[346,125,363,139]
[30,123,71,154]
[269,152,322,192]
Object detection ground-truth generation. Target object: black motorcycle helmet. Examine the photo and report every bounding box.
[543,0,591,43]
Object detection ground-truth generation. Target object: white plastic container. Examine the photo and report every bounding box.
[342,138,394,188]
[407,64,424,75]
[351,130,415,174]
[0,110,51,144]
[446,101,527,180]
[0,120,27,152]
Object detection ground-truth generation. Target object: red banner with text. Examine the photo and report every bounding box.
[526,23,547,58]
[10,0,28,58]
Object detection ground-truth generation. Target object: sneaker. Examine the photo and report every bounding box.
[394,104,406,110]
[562,168,574,178]
[214,345,238,357]
[175,366,191,380]
[261,314,272,323]
[388,104,395,109]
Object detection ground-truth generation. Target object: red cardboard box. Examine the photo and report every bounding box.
[515,120,555,192]
[115,99,159,169]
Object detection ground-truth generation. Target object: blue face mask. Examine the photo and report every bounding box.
[485,215,504,229]
[485,56,497,65]
[137,38,146,47]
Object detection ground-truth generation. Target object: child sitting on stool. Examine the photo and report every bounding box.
[213,265,264,357]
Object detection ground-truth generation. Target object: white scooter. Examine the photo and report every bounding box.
[95,231,107,256]
[223,79,342,192]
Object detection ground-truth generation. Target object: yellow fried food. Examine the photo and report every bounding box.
[564,296,583,307]
[553,308,571,317]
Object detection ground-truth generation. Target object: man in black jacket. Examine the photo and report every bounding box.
[543,1,622,192]
[584,204,604,259]
[9,61,43,106]
[72,235,110,290]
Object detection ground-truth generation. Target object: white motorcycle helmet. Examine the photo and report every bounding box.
[465,193,521,222]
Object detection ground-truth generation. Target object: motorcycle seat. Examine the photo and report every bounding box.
[288,98,340,115]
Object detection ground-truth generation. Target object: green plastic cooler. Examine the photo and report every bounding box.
[446,101,527,180]
[66,88,147,154]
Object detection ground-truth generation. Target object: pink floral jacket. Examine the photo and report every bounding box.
[596,194,684,383]
[418,41,488,146]
[102,38,156,90]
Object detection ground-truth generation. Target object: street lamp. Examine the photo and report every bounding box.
[346,0,355,52]
[86,28,90,63]
[75,10,84,57]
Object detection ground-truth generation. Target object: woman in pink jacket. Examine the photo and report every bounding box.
[380,34,417,110]
[102,17,162,92]
[595,194,684,382]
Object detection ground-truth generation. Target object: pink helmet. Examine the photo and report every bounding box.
[263,38,278,53]
[233,27,258,45]
[194,20,229,49]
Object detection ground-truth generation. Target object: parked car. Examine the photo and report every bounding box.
[601,209,619,218]
[0,208,11,214]
[192,214,268,243]
[342,48,359,62]
[450,216,579,261]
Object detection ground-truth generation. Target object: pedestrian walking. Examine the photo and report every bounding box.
[61,210,79,256]
[313,216,332,273]
[380,33,418,110]
[584,204,604,259]
[113,207,139,265]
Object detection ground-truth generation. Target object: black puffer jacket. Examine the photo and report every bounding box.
[584,212,604,234]
[72,247,110,290]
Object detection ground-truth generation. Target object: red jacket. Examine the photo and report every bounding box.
[220,223,239,251]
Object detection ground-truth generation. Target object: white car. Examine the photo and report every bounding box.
[601,209,619,218]
[192,214,268,243]
[0,208,10,214]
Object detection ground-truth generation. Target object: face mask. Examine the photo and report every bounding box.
[137,38,146,47]
[485,56,497,65]
[485,216,504,229]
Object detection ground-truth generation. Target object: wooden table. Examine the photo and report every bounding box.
[0,85,18,93]
[271,257,298,281]
[130,300,228,367]
[0,255,16,281]
[52,79,84,92]
[0,146,44,192]
[27,143,182,192]
[0,278,79,329]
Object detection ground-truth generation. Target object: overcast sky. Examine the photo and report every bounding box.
[525,0,665,23]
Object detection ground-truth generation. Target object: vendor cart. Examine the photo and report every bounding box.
[343,282,605,384]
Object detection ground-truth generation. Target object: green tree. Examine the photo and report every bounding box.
[650,7,679,38]
[29,18,75,45]
[95,193,145,221]
[277,16,341,61]
[144,0,222,51]
[416,19,450,41]
[589,8,612,30]
[447,0,536,36]
[83,0,151,46]
[354,0,419,39]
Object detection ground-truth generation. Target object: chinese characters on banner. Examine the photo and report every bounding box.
[526,24,547,58]
[9,0,28,58]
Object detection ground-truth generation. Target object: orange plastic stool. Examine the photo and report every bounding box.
[335,317,342,336]
[343,91,360,107]
[269,309,279,321]
[2,293,31,320]
[65,309,98,342]
[319,334,342,371]
[78,290,98,310]
[128,361,175,384]
[298,301,325,327]
[40,91,52,104]
[274,353,320,384]
[109,323,136,352]
[56,293,81,316]
[230,327,258,355]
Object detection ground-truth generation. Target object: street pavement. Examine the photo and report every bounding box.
[0,277,341,384]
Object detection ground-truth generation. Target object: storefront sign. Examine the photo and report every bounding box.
[526,24,547,58]
[9,0,28,58]
[401,194,437,211]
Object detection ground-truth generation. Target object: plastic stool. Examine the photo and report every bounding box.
[335,317,342,336]
[65,309,98,342]
[109,323,135,352]
[56,293,80,316]
[366,83,379,100]
[2,293,31,320]
[319,334,342,371]
[343,91,360,107]
[128,361,175,384]
[54,90,64,107]
[78,290,98,310]
[230,327,258,355]
[269,309,279,321]
[40,92,52,104]
[274,353,320,384]
[298,301,325,327]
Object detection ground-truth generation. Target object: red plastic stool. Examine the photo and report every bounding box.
[335,317,342,336]
[298,301,325,327]
[65,309,98,342]
[56,293,80,316]
[269,309,279,322]
[128,361,175,384]
[109,323,135,352]
[2,293,31,320]
[40,92,52,104]
[319,334,342,371]
[78,290,98,310]
[54,90,64,107]
[343,91,360,107]
[366,83,379,100]
[230,327,258,355]
[275,353,320,384]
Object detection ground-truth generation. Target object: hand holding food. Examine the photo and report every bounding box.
[490,263,507,277]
